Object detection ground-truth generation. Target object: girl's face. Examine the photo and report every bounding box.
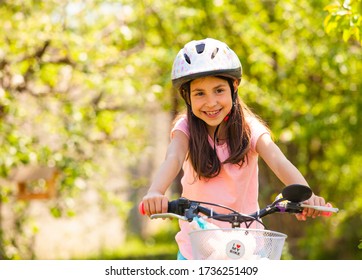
[190,76,236,133]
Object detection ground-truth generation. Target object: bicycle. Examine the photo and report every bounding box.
[139,184,339,260]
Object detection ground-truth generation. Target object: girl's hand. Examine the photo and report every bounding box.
[142,191,169,216]
[296,193,326,221]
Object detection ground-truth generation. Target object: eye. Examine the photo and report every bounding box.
[216,88,226,94]
[195,91,204,96]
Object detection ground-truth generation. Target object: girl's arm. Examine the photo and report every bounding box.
[142,130,189,216]
[256,133,326,220]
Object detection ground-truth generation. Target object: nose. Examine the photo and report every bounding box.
[205,94,217,108]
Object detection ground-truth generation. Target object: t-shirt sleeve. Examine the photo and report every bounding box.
[170,116,190,140]
[248,117,270,152]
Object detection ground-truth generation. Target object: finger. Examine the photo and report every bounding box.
[154,199,163,214]
[143,200,150,216]
[305,195,326,218]
[145,200,154,216]
[295,213,306,221]
[161,196,169,213]
[148,199,158,215]
[312,196,325,218]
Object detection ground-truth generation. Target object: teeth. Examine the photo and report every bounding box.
[206,110,219,115]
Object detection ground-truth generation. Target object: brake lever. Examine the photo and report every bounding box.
[276,201,339,216]
[299,203,339,217]
[150,213,188,221]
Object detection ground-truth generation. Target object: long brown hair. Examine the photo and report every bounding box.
[180,76,253,179]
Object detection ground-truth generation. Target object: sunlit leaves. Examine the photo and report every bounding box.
[0,0,361,260]
[324,0,362,44]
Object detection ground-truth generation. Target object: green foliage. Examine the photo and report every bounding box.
[0,0,361,259]
[0,0,149,259]
[324,0,362,44]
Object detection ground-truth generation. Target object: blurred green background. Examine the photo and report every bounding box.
[0,0,361,260]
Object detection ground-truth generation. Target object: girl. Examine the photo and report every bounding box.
[141,38,327,260]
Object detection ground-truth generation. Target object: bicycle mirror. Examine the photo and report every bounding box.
[282,184,312,202]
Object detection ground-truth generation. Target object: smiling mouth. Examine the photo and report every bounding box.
[204,109,221,117]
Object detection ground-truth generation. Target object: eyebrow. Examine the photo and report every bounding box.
[191,84,227,92]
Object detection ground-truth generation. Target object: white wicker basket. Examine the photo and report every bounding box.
[189,228,287,260]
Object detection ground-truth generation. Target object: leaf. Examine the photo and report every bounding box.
[355,27,361,42]
[96,110,115,134]
[324,14,332,29]
[324,3,342,12]
[335,9,352,16]
[343,28,352,41]
[325,17,339,34]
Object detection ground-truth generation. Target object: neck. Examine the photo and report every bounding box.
[208,123,226,142]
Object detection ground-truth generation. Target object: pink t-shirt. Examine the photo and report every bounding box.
[171,115,270,259]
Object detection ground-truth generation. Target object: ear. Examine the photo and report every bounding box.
[233,79,239,90]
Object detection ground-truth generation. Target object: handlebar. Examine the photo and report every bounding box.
[139,185,339,228]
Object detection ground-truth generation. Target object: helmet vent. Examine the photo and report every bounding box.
[196,43,205,54]
[184,53,191,64]
[211,48,219,59]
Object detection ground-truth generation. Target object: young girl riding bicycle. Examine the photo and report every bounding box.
[141,38,328,260]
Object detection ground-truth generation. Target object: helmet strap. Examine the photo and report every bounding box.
[213,124,221,152]
[224,90,237,122]
[223,113,230,122]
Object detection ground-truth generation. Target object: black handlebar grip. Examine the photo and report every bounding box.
[167,200,177,214]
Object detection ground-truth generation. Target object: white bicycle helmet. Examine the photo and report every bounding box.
[171,38,242,90]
